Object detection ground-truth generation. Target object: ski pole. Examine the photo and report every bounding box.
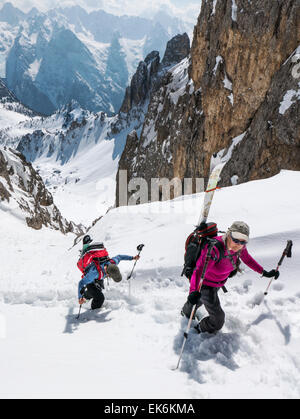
[264,240,293,296]
[76,305,82,320]
[127,244,145,281]
[174,244,213,371]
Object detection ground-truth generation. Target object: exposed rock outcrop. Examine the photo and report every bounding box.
[120,51,161,114]
[161,33,190,67]
[120,33,190,115]
[0,146,83,233]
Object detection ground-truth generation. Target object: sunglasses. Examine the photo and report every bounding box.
[230,233,248,246]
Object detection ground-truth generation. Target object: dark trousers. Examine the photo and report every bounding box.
[182,285,225,334]
[82,283,105,310]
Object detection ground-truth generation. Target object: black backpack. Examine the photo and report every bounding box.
[181,222,225,280]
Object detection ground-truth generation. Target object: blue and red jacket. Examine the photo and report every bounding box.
[77,250,133,299]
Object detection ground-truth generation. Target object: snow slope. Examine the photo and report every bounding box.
[15,106,145,225]
[0,170,300,399]
[0,105,30,129]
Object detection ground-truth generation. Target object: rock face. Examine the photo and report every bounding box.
[190,0,300,183]
[221,45,300,185]
[161,33,190,67]
[0,146,82,233]
[120,51,161,114]
[116,0,300,205]
[120,34,190,115]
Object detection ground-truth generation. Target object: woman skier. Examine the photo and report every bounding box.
[181,221,280,334]
[77,235,140,310]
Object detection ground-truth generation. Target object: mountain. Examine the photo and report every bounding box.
[0,20,18,78]
[0,33,190,225]
[5,13,111,116]
[0,146,82,233]
[0,3,187,116]
[0,2,25,25]
[116,0,300,204]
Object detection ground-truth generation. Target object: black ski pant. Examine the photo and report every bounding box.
[82,282,105,310]
[182,285,225,334]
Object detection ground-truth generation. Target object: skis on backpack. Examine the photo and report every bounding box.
[182,162,226,280]
[198,162,226,225]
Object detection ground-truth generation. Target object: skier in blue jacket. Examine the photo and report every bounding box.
[77,236,140,310]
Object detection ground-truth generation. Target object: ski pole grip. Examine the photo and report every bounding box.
[286,240,293,258]
[137,244,145,253]
[278,240,293,266]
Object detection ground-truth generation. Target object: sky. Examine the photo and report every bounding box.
[0,0,202,25]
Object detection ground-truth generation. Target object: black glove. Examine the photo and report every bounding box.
[188,291,201,305]
[183,267,194,279]
[262,269,280,280]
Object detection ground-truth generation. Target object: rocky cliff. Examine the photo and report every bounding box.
[116,0,300,205]
[0,146,82,233]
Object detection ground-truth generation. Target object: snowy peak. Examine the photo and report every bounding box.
[0,2,25,26]
[2,5,188,116]
[0,146,82,233]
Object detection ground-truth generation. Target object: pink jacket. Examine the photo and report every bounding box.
[190,236,263,293]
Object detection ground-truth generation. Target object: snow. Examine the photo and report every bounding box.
[0,170,300,398]
[232,0,238,22]
[168,57,190,105]
[35,137,118,225]
[0,22,18,78]
[75,32,109,74]
[210,132,247,170]
[231,175,239,185]
[1,94,149,227]
[212,0,218,16]
[26,58,42,81]
[223,73,233,91]
[0,106,30,129]
[228,92,234,106]
[279,84,300,115]
[213,55,223,76]
[119,37,146,83]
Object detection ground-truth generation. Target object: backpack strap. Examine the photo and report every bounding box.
[225,249,242,270]
[207,238,225,263]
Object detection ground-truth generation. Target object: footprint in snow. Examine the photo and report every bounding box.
[247,292,264,307]
[272,282,285,292]
[152,313,174,324]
